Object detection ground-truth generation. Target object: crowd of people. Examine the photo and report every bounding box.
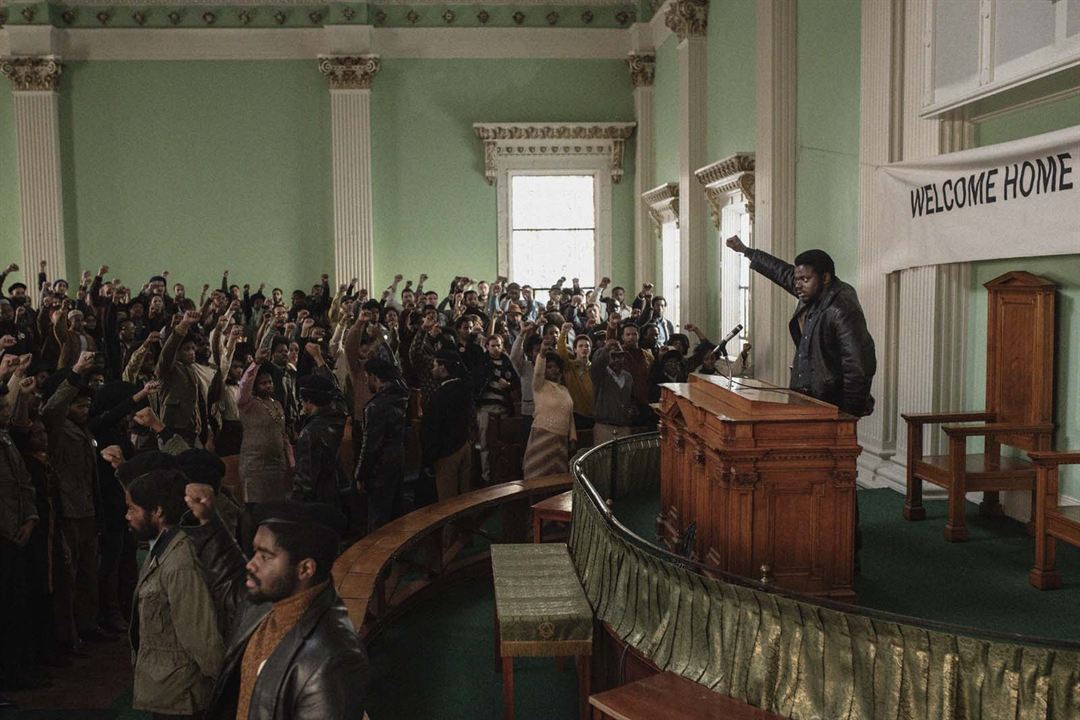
[0,258,750,718]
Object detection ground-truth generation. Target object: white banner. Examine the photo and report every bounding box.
[878,124,1080,273]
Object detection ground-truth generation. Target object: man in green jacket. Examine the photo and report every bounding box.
[125,467,225,720]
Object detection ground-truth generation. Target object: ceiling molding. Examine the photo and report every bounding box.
[28,25,630,59]
[648,0,672,47]
[374,26,629,57]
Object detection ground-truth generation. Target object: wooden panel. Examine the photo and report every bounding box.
[983,272,1055,451]
[658,376,858,600]
[589,671,785,720]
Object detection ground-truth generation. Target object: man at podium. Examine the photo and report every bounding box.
[724,236,876,418]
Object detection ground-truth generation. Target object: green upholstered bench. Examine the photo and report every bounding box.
[491,543,593,720]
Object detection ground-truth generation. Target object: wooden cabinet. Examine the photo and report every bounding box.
[657,374,860,601]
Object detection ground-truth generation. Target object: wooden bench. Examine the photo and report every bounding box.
[532,490,573,542]
[492,543,592,720]
[589,672,785,720]
[333,473,573,637]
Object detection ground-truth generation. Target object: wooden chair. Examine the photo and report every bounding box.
[1028,451,1080,589]
[902,271,1055,542]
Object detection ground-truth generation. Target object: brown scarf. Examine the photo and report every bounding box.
[235,580,328,720]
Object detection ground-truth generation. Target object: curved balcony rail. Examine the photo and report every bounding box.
[569,433,1080,720]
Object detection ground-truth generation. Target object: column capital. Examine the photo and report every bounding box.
[664,0,708,41]
[626,52,656,88]
[318,55,380,90]
[0,56,63,92]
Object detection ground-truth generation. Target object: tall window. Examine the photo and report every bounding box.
[510,175,596,288]
[660,221,681,327]
[720,204,752,359]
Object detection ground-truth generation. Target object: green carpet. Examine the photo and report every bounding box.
[366,580,579,720]
[614,487,1080,641]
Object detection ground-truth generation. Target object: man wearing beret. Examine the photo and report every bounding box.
[289,374,348,511]
[354,358,409,530]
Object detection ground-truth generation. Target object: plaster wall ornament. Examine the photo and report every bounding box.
[473,122,636,184]
[57,0,628,5]
[626,51,655,87]
[664,0,707,41]
[693,152,755,228]
[642,181,679,229]
[0,56,63,92]
[318,55,381,90]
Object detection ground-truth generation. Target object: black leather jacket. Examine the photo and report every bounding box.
[748,249,876,416]
[290,407,348,506]
[356,380,410,490]
[187,515,369,720]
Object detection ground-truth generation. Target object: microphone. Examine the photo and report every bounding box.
[714,324,743,357]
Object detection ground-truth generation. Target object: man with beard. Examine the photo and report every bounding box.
[124,466,224,720]
[181,495,369,720]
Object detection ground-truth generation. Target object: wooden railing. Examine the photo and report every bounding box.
[331,474,572,638]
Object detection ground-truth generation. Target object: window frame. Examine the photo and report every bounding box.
[497,160,612,284]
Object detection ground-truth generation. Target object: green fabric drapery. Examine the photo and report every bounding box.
[568,434,1080,720]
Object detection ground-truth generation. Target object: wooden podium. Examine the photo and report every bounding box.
[657,374,860,601]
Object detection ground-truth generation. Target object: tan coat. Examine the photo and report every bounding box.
[130,529,225,715]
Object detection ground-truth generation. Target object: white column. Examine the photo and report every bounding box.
[666,0,708,328]
[753,0,797,386]
[875,0,971,489]
[319,55,379,293]
[628,52,657,290]
[856,0,904,483]
[1,57,67,297]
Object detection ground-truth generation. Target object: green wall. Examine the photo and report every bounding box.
[968,94,1080,498]
[59,60,332,294]
[705,0,756,161]
[653,35,679,186]
[794,0,861,283]
[705,0,756,337]
[0,89,20,274]
[370,58,636,293]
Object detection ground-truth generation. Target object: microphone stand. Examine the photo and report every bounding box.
[715,340,733,388]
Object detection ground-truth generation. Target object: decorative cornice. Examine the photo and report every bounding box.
[694,153,754,228]
[0,56,63,92]
[663,0,707,41]
[48,0,629,4]
[642,181,679,228]
[626,51,655,88]
[473,122,636,184]
[318,55,380,90]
